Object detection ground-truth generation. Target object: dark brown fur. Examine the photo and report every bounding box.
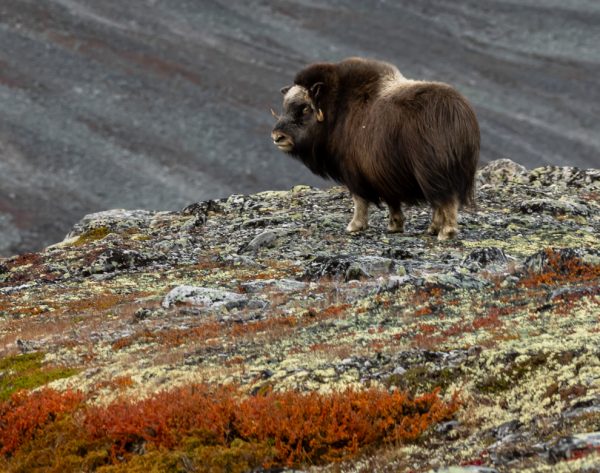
[272,57,480,238]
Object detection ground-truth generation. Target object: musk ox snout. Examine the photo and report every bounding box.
[271,129,294,152]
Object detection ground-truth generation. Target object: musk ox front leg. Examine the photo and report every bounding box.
[347,194,369,232]
[428,199,459,241]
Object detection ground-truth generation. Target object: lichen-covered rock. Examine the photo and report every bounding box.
[519,198,591,217]
[162,285,249,310]
[303,255,395,281]
[476,158,528,187]
[0,159,599,472]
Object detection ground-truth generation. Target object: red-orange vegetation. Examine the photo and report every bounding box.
[6,252,43,269]
[230,315,297,338]
[520,248,600,288]
[442,322,470,338]
[0,388,83,456]
[369,340,386,351]
[193,259,227,271]
[64,291,149,315]
[111,328,154,351]
[235,387,457,464]
[84,384,239,455]
[319,303,351,318]
[414,307,433,317]
[91,375,135,393]
[231,305,350,339]
[83,384,458,465]
[113,305,353,352]
[1,384,459,468]
[411,333,447,350]
[158,322,222,347]
[472,312,503,331]
[417,323,437,334]
[224,355,245,367]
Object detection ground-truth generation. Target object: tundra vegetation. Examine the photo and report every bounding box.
[0,160,599,472]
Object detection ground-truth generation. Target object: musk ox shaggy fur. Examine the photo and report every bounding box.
[271,57,480,240]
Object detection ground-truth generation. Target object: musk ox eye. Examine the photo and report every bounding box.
[302,105,311,115]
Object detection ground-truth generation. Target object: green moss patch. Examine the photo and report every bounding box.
[0,352,79,400]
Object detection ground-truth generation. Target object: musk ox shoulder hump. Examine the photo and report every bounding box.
[376,67,421,99]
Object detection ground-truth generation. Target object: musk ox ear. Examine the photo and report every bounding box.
[280,85,292,95]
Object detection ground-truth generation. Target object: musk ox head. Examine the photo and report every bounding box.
[271,83,325,154]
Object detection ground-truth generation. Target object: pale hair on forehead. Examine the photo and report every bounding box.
[283,85,310,107]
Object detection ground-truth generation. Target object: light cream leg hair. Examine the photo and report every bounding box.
[427,207,443,236]
[435,199,459,241]
[387,203,404,233]
[346,194,369,232]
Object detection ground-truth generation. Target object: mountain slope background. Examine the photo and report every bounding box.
[1,0,599,256]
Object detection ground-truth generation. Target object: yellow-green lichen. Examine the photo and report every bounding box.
[73,226,111,246]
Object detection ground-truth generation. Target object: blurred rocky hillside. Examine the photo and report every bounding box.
[1,0,600,256]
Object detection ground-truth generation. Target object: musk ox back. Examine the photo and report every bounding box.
[271,57,480,240]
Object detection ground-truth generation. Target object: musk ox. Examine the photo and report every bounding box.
[271,57,480,240]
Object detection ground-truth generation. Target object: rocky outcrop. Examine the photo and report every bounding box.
[0,159,599,471]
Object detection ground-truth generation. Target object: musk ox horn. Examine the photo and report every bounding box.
[316,109,324,122]
[310,82,324,101]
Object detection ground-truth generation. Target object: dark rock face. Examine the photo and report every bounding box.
[0,159,599,471]
[1,2,600,256]
[462,247,508,270]
[80,248,154,276]
[302,255,395,282]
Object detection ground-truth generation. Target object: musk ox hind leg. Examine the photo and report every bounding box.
[429,199,459,241]
[427,207,444,236]
[347,194,369,233]
[387,203,405,233]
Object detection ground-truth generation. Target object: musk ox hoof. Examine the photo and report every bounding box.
[437,227,458,241]
[387,222,404,233]
[427,224,440,236]
[346,220,368,233]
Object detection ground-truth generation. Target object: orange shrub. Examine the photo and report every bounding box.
[0,388,83,455]
[1,385,459,469]
[83,385,239,455]
[83,384,458,465]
